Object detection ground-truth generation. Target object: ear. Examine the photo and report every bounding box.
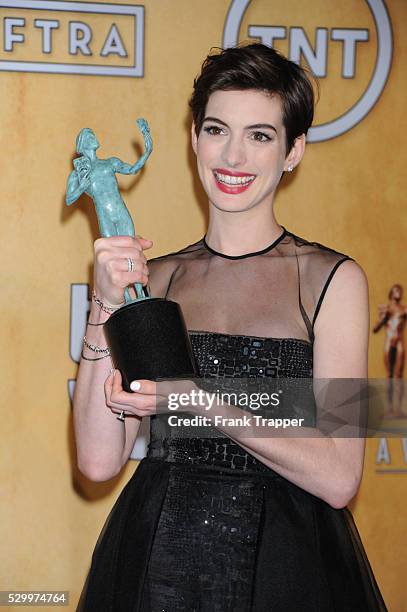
[284,134,306,171]
[191,122,198,155]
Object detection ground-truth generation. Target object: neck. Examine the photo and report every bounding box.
[205,199,283,257]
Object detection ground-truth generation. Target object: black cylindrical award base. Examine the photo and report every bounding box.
[103,298,198,391]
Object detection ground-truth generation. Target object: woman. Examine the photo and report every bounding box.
[75,44,387,611]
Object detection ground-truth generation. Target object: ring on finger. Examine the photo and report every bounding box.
[127,258,135,273]
[117,410,126,422]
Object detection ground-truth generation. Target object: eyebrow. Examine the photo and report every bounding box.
[203,116,277,134]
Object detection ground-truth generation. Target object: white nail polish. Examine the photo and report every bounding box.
[130,381,141,391]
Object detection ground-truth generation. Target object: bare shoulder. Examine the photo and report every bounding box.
[317,259,369,322]
[332,259,368,287]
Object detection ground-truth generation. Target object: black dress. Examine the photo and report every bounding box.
[78,228,388,611]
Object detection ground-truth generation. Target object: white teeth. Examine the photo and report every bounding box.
[214,171,255,186]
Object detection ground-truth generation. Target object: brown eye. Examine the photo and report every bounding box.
[203,125,224,136]
[251,131,272,142]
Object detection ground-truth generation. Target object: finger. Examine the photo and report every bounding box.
[95,236,139,251]
[110,371,151,405]
[111,369,126,394]
[110,406,153,418]
[109,258,149,274]
[106,369,136,404]
[109,270,149,289]
[110,390,159,412]
[109,401,153,418]
[136,236,154,250]
[95,236,152,254]
[129,379,157,395]
[106,236,152,253]
[106,371,154,413]
[106,381,167,418]
[104,369,115,404]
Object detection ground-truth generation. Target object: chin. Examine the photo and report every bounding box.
[209,197,256,213]
[208,186,270,213]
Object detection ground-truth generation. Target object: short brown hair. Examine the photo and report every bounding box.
[189,43,315,154]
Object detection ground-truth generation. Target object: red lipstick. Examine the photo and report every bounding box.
[213,168,256,195]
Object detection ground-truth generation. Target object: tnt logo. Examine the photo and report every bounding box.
[223,0,393,142]
[0,0,144,76]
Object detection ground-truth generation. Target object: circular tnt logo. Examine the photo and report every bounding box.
[222,0,392,142]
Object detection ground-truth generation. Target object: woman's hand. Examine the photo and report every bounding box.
[93,235,153,306]
[104,370,202,419]
[104,370,161,418]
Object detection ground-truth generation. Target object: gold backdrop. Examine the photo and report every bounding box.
[1,0,406,610]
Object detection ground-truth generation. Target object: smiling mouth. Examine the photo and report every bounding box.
[213,170,256,186]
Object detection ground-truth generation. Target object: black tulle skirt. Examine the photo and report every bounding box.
[78,457,387,611]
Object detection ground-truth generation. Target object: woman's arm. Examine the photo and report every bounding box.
[73,235,152,482]
[73,306,142,482]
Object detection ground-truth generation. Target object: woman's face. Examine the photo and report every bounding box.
[192,89,301,214]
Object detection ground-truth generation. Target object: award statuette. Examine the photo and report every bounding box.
[66,119,198,390]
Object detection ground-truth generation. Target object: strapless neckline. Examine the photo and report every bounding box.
[188,329,313,347]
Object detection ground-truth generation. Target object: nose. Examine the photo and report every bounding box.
[221,135,247,168]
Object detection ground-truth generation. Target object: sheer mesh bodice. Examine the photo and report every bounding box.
[145,227,350,474]
[147,227,351,344]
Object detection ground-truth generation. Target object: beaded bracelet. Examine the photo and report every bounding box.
[92,290,124,314]
[81,335,111,361]
[83,336,110,356]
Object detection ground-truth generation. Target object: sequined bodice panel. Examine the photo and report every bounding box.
[188,331,313,379]
[147,332,313,473]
